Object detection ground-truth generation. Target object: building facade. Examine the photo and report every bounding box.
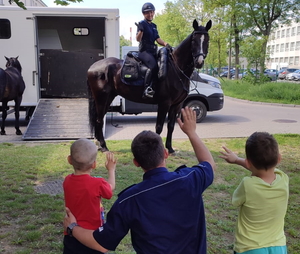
[267,22,300,70]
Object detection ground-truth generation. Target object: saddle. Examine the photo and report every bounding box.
[121,47,169,86]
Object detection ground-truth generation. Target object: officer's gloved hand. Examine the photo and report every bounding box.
[135,22,144,32]
[165,43,173,52]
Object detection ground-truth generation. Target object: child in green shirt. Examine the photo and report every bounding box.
[220,132,289,254]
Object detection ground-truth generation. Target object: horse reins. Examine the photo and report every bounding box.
[167,30,208,91]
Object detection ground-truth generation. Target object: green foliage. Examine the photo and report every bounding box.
[9,0,26,9]
[119,35,132,58]
[220,79,300,104]
[10,0,83,8]
[154,2,190,46]
[53,0,83,6]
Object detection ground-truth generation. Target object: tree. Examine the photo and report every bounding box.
[8,0,25,9]
[154,1,190,46]
[154,0,225,74]
[51,0,83,6]
[9,0,83,9]
[240,0,300,73]
[240,36,265,83]
[119,35,132,58]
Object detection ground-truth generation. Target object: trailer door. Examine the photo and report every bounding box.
[37,16,105,98]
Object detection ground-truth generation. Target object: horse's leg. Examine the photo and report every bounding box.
[14,96,22,135]
[1,101,8,135]
[156,104,169,135]
[165,104,182,154]
[155,104,172,152]
[94,93,116,152]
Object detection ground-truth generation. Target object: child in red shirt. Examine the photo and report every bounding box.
[63,138,116,254]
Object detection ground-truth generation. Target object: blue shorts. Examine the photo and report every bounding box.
[234,246,287,254]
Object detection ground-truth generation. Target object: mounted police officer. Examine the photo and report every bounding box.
[136,2,170,98]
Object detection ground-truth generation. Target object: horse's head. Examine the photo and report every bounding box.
[191,19,212,69]
[5,56,22,73]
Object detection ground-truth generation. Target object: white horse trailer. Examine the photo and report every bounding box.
[0,6,119,112]
[0,6,119,139]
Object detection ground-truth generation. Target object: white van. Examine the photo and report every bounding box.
[110,58,224,122]
[109,47,224,122]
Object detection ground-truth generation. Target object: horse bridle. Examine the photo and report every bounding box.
[191,30,208,62]
[167,29,209,92]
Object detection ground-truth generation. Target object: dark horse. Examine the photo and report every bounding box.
[88,19,211,153]
[0,56,26,135]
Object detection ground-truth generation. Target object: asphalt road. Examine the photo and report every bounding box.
[1,96,300,143]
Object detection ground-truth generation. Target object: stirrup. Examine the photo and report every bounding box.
[143,87,155,98]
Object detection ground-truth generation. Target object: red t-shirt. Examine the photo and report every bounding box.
[63,174,113,234]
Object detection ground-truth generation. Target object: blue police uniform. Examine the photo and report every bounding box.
[137,19,159,69]
[93,162,214,254]
[138,20,159,54]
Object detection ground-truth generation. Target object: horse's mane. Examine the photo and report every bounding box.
[174,33,192,52]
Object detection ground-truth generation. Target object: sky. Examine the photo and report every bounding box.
[42,0,167,46]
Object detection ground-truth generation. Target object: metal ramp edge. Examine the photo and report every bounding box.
[22,98,93,140]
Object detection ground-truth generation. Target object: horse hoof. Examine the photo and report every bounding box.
[1,131,6,135]
[168,148,175,154]
[16,130,22,135]
[98,147,109,153]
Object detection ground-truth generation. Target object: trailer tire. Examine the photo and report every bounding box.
[183,100,207,123]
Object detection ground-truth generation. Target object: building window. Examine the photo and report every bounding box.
[280,57,283,63]
[290,42,295,51]
[286,28,290,37]
[295,56,299,65]
[297,26,300,35]
[292,27,296,36]
[0,19,11,39]
[285,43,289,51]
[277,31,280,39]
[276,44,279,52]
[275,58,278,63]
[271,32,276,40]
[280,43,284,52]
[284,57,288,63]
[281,29,285,38]
[271,45,275,54]
[296,41,300,51]
[289,57,294,65]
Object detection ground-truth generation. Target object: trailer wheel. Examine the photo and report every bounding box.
[183,100,207,123]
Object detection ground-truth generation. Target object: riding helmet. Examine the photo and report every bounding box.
[142,2,155,13]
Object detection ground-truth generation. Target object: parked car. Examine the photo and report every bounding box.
[285,69,300,81]
[237,69,277,81]
[278,68,300,79]
[220,69,235,78]
[263,69,278,81]
[265,69,279,78]
[265,69,278,74]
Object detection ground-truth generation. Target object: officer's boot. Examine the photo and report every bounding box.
[143,68,155,98]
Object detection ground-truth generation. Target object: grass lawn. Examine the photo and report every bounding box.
[220,79,300,105]
[0,134,299,253]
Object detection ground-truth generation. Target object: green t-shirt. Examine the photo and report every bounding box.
[232,169,289,253]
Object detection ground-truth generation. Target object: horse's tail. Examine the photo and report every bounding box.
[87,78,96,136]
[0,68,7,100]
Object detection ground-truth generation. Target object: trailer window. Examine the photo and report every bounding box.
[0,19,11,39]
[73,27,89,36]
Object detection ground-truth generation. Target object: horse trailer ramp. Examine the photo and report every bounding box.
[23,99,93,140]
